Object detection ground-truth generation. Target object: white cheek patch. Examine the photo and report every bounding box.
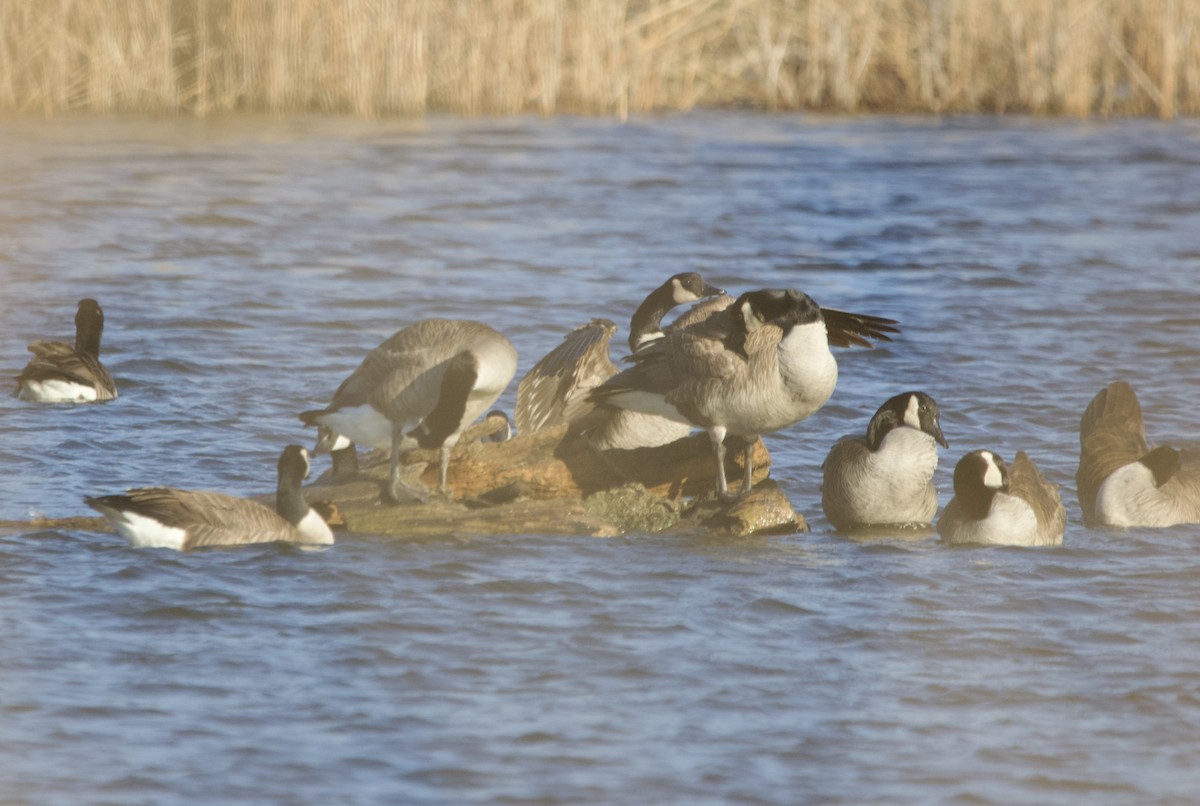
[903,395,921,429]
[671,278,691,303]
[741,301,762,332]
[982,452,1004,488]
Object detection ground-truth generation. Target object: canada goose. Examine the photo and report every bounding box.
[14,299,117,403]
[937,450,1064,547]
[85,445,334,550]
[821,391,948,530]
[1077,380,1200,527]
[590,288,899,498]
[299,319,517,503]
[514,272,723,446]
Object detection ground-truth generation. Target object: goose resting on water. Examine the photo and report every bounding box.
[15,298,117,403]
[589,288,899,498]
[937,449,1064,547]
[821,391,948,531]
[1076,380,1200,528]
[299,319,518,503]
[515,271,723,449]
[86,445,334,550]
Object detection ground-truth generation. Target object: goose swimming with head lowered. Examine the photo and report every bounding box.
[1076,380,1200,527]
[299,319,518,503]
[937,449,1064,547]
[514,271,723,445]
[86,445,334,550]
[821,391,948,531]
[15,298,117,403]
[589,288,899,498]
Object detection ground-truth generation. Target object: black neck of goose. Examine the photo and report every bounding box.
[627,283,679,352]
[1142,445,1181,487]
[865,409,901,451]
[276,462,309,526]
[959,486,998,521]
[76,316,103,358]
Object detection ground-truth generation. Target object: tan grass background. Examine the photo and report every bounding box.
[0,0,1196,118]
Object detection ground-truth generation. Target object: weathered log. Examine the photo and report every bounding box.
[0,425,805,539]
[331,424,771,502]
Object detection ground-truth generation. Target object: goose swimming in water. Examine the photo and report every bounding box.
[590,288,899,498]
[937,449,1064,547]
[1076,380,1200,528]
[515,272,723,448]
[15,298,117,403]
[86,445,334,550]
[299,319,517,503]
[821,391,948,531]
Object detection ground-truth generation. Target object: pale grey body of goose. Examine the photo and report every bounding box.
[821,391,948,530]
[299,319,517,502]
[938,450,1064,547]
[515,272,722,449]
[590,288,899,497]
[15,298,117,403]
[86,445,333,550]
[1077,380,1200,527]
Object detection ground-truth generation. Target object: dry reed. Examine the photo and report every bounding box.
[0,0,1195,118]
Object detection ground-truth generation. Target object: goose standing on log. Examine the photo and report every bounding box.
[15,298,117,403]
[937,450,1064,547]
[299,319,517,503]
[821,391,948,531]
[1076,380,1200,527]
[86,445,334,550]
[590,288,899,498]
[515,271,723,448]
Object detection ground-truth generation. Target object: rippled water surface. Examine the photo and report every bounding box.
[1,113,1199,804]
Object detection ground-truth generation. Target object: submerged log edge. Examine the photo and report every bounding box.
[2,423,808,539]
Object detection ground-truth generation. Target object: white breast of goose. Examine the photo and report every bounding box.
[949,493,1042,546]
[720,320,836,435]
[844,428,940,522]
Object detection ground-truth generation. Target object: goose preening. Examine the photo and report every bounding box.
[514,272,723,449]
[589,288,899,498]
[821,391,948,530]
[937,449,1064,547]
[85,445,334,550]
[299,319,517,503]
[1076,380,1200,527]
[14,298,117,403]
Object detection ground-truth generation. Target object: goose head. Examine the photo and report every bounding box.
[866,391,949,451]
[726,288,822,358]
[953,449,1009,520]
[75,298,105,357]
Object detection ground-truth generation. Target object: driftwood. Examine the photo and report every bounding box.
[1,419,808,539]
[300,423,804,536]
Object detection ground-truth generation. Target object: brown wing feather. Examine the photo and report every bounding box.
[1076,381,1147,523]
[101,487,300,548]
[1009,451,1065,544]
[819,308,901,349]
[515,319,618,434]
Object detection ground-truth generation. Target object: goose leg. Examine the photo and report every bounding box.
[438,444,452,495]
[709,425,729,499]
[384,422,428,504]
[741,438,755,493]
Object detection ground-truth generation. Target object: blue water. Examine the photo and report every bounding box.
[1,113,1199,803]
